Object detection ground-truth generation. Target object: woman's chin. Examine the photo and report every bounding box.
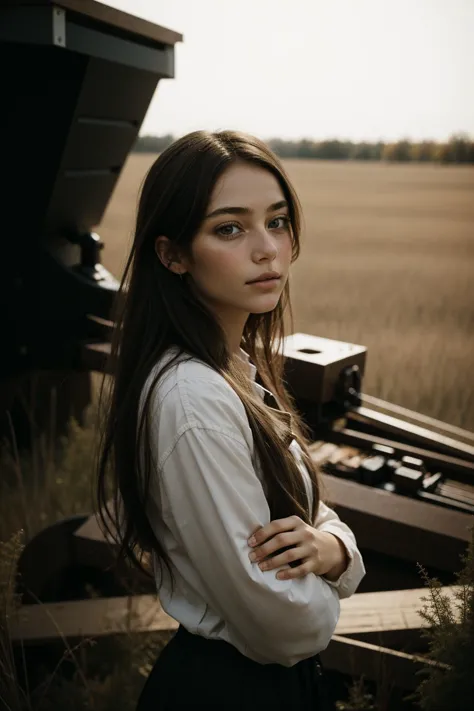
[247,297,281,314]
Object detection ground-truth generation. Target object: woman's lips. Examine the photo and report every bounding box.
[246,277,281,287]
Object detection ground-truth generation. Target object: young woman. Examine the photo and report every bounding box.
[96,130,365,710]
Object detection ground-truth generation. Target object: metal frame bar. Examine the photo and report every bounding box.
[347,407,474,461]
[361,393,474,444]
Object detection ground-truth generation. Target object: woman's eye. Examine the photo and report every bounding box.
[216,223,241,238]
[269,216,290,230]
[215,216,289,238]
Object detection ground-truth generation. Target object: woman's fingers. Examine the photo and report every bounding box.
[257,545,308,571]
[248,530,300,564]
[276,561,313,580]
[248,516,304,548]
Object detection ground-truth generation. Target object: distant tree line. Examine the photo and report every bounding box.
[133,132,474,164]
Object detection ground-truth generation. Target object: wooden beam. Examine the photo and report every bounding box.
[75,474,473,580]
[319,473,471,572]
[9,586,458,646]
[9,594,178,644]
[335,585,457,637]
[9,594,450,691]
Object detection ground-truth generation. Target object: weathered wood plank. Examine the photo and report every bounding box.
[9,594,177,644]
[334,585,458,636]
[9,586,458,645]
[9,595,449,691]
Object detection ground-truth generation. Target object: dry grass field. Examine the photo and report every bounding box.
[97,155,474,432]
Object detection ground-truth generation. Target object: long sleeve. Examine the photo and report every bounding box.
[154,376,340,667]
[314,500,366,599]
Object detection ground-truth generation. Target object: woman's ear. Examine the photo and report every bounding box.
[154,236,186,276]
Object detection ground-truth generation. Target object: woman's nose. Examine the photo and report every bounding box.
[253,228,278,259]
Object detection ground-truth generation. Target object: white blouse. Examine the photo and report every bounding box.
[140,346,365,668]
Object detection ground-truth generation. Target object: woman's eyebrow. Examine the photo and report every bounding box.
[205,200,288,220]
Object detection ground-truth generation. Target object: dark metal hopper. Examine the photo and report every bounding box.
[0,0,182,444]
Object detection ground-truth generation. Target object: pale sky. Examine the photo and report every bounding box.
[102,0,474,143]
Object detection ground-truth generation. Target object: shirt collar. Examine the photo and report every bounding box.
[239,348,257,382]
[239,348,278,409]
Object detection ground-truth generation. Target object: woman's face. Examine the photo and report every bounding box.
[182,162,293,349]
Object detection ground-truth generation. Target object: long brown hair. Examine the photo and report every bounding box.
[96,130,321,595]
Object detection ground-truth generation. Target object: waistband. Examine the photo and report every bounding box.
[174,624,236,651]
[173,624,324,674]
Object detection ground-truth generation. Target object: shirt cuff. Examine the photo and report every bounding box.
[320,528,357,596]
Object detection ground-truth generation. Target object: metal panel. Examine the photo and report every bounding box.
[66,18,175,74]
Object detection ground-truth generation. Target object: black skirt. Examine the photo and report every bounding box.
[136,624,333,710]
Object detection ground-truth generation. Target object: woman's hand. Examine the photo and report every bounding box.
[248,515,349,581]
